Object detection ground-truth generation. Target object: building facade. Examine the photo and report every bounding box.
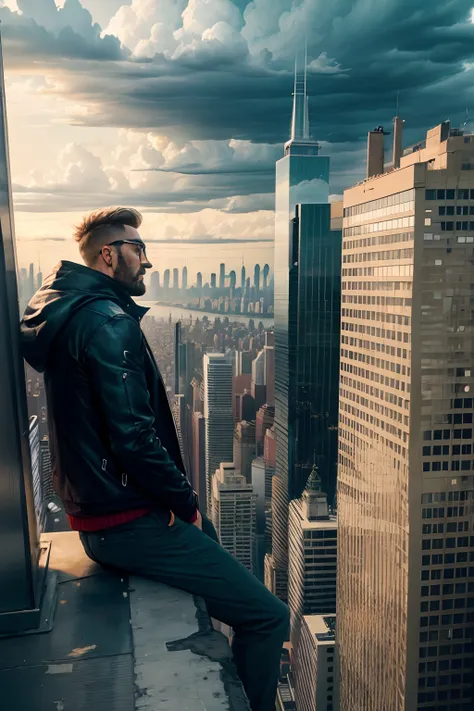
[273,61,341,601]
[337,121,474,711]
[211,462,256,573]
[203,353,234,512]
[293,614,338,711]
[288,466,337,646]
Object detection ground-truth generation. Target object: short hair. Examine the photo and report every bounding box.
[73,206,143,266]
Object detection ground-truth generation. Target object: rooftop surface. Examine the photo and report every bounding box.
[0,531,250,711]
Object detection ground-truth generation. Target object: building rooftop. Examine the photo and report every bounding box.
[301,515,337,531]
[0,531,250,711]
[302,613,336,644]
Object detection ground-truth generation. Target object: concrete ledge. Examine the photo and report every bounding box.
[131,577,250,710]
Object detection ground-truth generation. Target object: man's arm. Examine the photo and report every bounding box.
[84,314,198,521]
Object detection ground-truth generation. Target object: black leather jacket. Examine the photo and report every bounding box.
[20,260,198,521]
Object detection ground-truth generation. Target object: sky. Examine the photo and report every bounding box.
[2,0,474,278]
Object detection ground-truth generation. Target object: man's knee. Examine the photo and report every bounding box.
[270,596,290,635]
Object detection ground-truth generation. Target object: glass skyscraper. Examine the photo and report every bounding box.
[271,61,341,596]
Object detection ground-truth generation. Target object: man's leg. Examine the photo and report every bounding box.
[80,511,289,711]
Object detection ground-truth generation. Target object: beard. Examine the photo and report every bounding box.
[113,252,146,297]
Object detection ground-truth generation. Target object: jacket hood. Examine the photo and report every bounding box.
[20,260,149,372]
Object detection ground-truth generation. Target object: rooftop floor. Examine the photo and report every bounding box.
[0,531,250,711]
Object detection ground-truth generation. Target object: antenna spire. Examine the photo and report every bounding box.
[290,47,311,141]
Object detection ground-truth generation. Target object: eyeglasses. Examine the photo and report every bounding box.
[102,239,148,259]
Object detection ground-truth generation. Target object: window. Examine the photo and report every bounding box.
[426,190,436,200]
[458,189,469,200]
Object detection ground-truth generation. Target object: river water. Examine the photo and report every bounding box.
[137,301,274,328]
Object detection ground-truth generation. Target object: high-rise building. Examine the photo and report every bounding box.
[203,353,233,510]
[229,270,236,289]
[293,614,338,711]
[219,262,225,289]
[172,267,179,291]
[233,420,256,483]
[272,58,341,601]
[210,273,217,289]
[254,264,261,292]
[288,466,337,646]
[182,265,188,291]
[211,462,256,573]
[191,411,206,507]
[196,271,203,290]
[264,345,275,405]
[256,403,275,456]
[337,120,474,711]
[241,264,246,291]
[263,263,270,289]
[252,349,265,386]
[150,271,160,300]
[163,268,170,290]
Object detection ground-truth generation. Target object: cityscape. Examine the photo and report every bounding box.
[2,2,474,711]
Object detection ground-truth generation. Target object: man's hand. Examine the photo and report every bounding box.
[192,510,202,530]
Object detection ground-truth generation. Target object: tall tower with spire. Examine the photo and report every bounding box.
[269,50,341,604]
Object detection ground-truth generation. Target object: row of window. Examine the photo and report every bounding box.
[438,205,474,216]
[343,248,414,264]
[422,564,474,578]
[344,215,415,237]
[422,508,467,519]
[419,642,474,657]
[423,429,473,441]
[425,189,474,201]
[342,321,411,344]
[421,492,471,503]
[419,658,473,672]
[343,280,412,292]
[422,536,473,550]
[344,189,415,217]
[423,444,473,459]
[342,335,411,362]
[420,612,474,628]
[423,462,474,473]
[342,294,412,307]
[422,522,470,535]
[341,309,411,326]
[418,690,472,704]
[440,221,474,231]
[342,265,414,277]
[342,360,410,379]
[343,230,413,251]
[420,628,472,643]
[421,582,474,596]
[338,414,408,460]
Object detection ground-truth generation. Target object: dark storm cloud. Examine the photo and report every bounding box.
[0,5,124,63]
[5,0,474,210]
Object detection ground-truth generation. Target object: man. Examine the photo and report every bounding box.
[21,206,289,711]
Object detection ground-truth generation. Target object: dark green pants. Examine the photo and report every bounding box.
[79,511,289,710]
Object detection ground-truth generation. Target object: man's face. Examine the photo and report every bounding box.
[110,225,152,297]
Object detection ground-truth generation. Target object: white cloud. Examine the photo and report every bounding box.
[308,52,349,75]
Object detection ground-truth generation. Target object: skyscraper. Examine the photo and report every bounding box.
[288,466,337,645]
[210,273,217,289]
[229,270,237,289]
[254,264,261,292]
[172,267,179,291]
[163,268,170,290]
[293,614,338,711]
[271,56,341,601]
[182,265,188,291]
[233,420,256,484]
[211,462,256,573]
[196,271,203,290]
[241,263,246,291]
[150,271,160,300]
[203,353,233,510]
[263,263,270,289]
[337,120,474,711]
[219,262,225,289]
